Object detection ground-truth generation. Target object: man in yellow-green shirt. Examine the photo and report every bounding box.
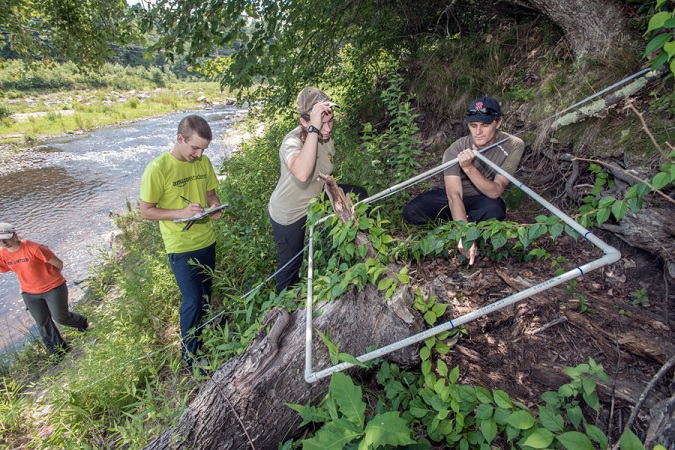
[140,115,223,366]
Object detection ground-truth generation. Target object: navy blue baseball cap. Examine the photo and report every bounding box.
[465,97,501,124]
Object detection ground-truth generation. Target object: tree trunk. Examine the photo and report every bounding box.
[144,284,421,449]
[524,0,628,59]
[597,201,675,279]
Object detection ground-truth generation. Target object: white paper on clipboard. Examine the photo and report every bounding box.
[173,204,229,223]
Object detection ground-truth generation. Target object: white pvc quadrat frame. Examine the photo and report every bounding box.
[304,152,621,383]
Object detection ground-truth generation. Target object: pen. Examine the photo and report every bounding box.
[180,195,192,204]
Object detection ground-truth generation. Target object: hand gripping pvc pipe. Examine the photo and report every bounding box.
[304,151,621,383]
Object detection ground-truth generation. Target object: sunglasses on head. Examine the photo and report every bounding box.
[467,107,499,116]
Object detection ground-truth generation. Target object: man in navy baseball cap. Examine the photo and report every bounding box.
[465,96,501,124]
[403,96,524,265]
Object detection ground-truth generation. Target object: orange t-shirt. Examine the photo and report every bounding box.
[0,240,65,295]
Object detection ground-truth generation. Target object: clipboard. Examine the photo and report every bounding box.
[174,204,229,231]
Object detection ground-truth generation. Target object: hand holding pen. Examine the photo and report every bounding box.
[180,196,203,231]
[180,195,205,217]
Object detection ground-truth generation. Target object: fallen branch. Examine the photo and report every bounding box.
[610,354,675,450]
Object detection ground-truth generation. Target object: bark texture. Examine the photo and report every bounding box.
[524,0,627,58]
[144,284,421,449]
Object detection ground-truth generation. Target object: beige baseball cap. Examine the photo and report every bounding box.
[296,87,336,116]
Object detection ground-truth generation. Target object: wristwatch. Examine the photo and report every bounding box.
[307,125,320,135]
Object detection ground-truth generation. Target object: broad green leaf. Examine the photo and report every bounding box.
[491,232,507,249]
[611,200,628,221]
[437,359,449,377]
[644,33,672,56]
[506,410,536,429]
[330,372,366,427]
[585,423,608,449]
[424,311,438,325]
[302,418,363,450]
[338,353,368,368]
[521,428,555,448]
[647,11,673,33]
[652,171,671,189]
[538,406,564,432]
[596,207,611,224]
[420,346,431,361]
[598,196,616,207]
[582,377,596,396]
[286,403,331,426]
[475,387,493,404]
[422,360,432,375]
[480,418,497,444]
[556,431,595,450]
[619,429,645,450]
[549,222,565,238]
[665,40,675,57]
[493,389,513,409]
[449,365,460,384]
[361,412,416,449]
[435,341,450,355]
[432,303,449,316]
[566,405,583,429]
[465,226,480,241]
[528,223,547,241]
[475,403,494,420]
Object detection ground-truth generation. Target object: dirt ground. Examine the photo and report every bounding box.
[407,214,674,446]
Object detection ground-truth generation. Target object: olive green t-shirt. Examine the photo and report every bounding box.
[268,126,335,225]
[443,131,524,197]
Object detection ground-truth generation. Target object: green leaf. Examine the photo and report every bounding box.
[665,40,675,58]
[420,346,431,361]
[422,360,432,376]
[449,366,460,384]
[538,406,564,432]
[480,418,497,444]
[556,431,595,450]
[424,311,438,325]
[521,428,555,449]
[493,390,513,409]
[330,372,366,428]
[528,223,547,241]
[598,196,616,208]
[491,232,507,249]
[619,428,645,450]
[644,33,672,56]
[566,405,583,429]
[647,12,673,33]
[506,410,536,429]
[286,403,331,427]
[465,226,480,241]
[652,171,671,189]
[338,353,368,368]
[361,412,416,448]
[585,423,608,449]
[596,207,611,224]
[437,359,449,378]
[475,403,494,420]
[611,200,628,221]
[549,222,565,238]
[302,418,363,450]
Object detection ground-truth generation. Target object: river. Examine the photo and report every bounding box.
[0,105,248,353]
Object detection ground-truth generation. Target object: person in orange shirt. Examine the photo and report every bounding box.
[0,223,88,358]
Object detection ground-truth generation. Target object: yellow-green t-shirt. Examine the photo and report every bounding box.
[140,151,219,254]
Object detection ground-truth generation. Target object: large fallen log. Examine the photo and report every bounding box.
[144,285,421,449]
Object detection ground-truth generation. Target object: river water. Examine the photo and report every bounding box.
[0,105,248,352]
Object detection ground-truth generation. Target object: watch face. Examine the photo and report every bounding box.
[308,125,320,134]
